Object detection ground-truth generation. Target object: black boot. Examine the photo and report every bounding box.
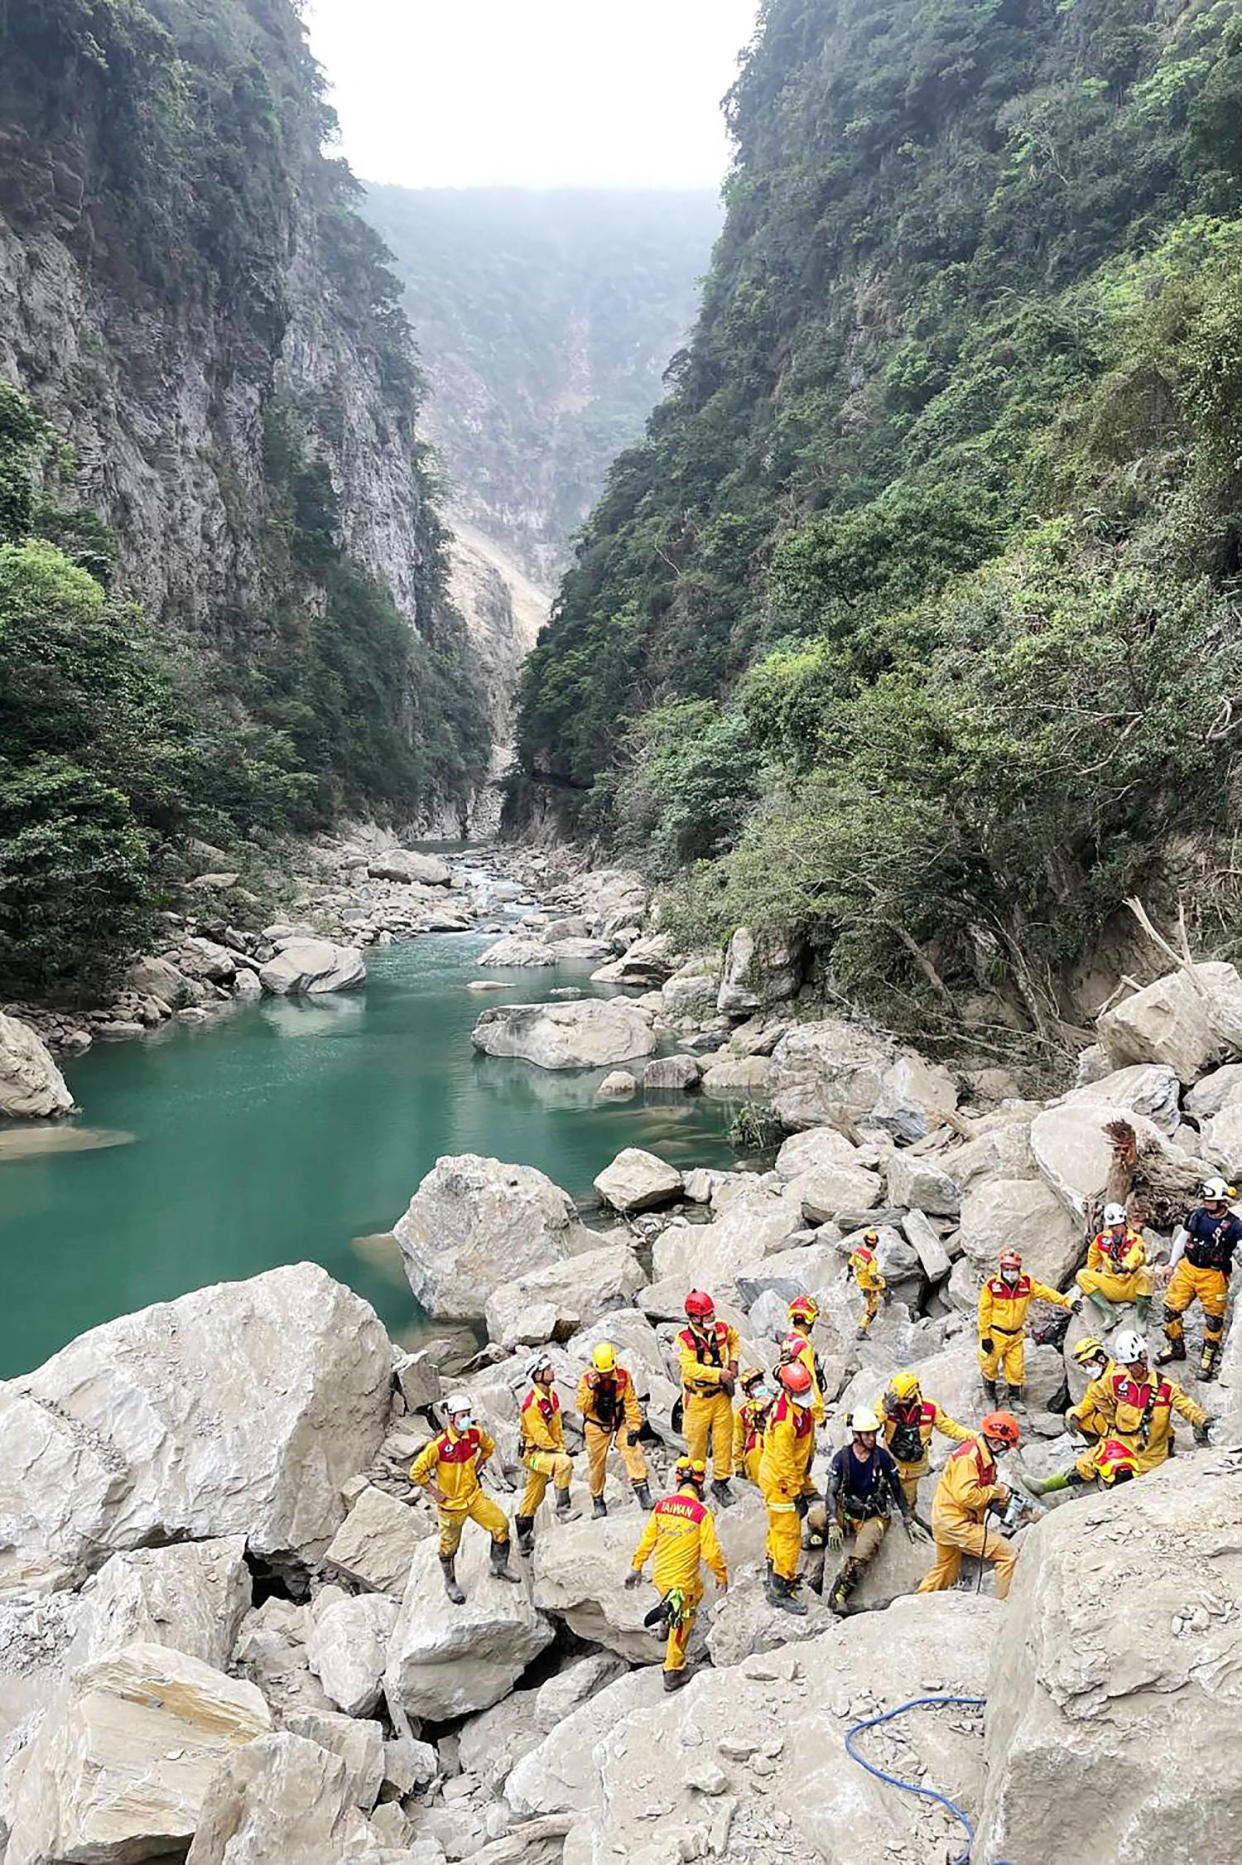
[773,1574,808,1617]
[710,1479,735,1509]
[663,1667,693,1693]
[1005,1384,1025,1408]
[440,1554,465,1605]
[1200,1339,1222,1382]
[982,1377,998,1403]
[515,1514,535,1556]
[828,1557,862,1618]
[763,1560,780,1607]
[634,1482,654,1511]
[1156,1336,1186,1366]
[490,1537,520,1584]
[554,1486,581,1523]
[592,1495,608,1519]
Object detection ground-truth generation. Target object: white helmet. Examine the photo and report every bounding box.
[1113,1327,1147,1364]
[524,1351,554,1382]
[850,1406,882,1434]
[445,1393,473,1418]
[1202,1178,1231,1203]
[1103,1203,1127,1226]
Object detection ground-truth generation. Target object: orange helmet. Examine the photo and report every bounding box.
[1094,1438,1138,1488]
[788,1295,818,1325]
[684,1290,715,1320]
[999,1250,1022,1273]
[778,1361,814,1399]
[980,1410,1020,1448]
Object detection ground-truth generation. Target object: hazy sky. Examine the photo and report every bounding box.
[302,1,761,191]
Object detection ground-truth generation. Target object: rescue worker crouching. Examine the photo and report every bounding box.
[732,1367,776,1486]
[576,1340,653,1517]
[409,1393,519,1603]
[1075,1202,1154,1328]
[758,1359,819,1617]
[1157,1178,1242,1380]
[1106,1327,1211,1473]
[678,1290,740,1507]
[626,1455,728,1693]
[879,1370,972,1511]
[1026,1434,1139,1498]
[848,1232,887,1339]
[1064,1336,1116,1443]
[820,1407,928,1616]
[515,1352,580,1555]
[779,1296,826,1422]
[978,1248,1075,1404]
[917,1410,1025,1600]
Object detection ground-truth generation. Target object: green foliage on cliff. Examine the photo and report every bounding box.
[515,0,1242,1044]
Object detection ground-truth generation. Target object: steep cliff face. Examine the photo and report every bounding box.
[0,0,487,826]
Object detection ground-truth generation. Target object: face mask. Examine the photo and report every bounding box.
[451,1414,473,1432]
[1002,1270,1019,1285]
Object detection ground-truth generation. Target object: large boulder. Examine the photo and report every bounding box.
[1030,1100,1180,1219]
[126,954,194,1009]
[477,935,556,967]
[1186,1062,1242,1121]
[1066,1062,1183,1135]
[773,1126,861,1177]
[394,1155,603,1323]
[698,1054,777,1099]
[282,1710,384,1812]
[471,1000,656,1070]
[5,1643,270,1865]
[593,1148,683,1214]
[0,1265,392,1589]
[716,927,802,1015]
[651,1181,804,1286]
[884,1150,962,1217]
[506,1669,667,1816]
[231,1599,333,1720]
[367,849,452,887]
[870,1053,958,1142]
[323,1486,428,1597]
[784,1161,884,1224]
[958,1176,1083,1284]
[1203,1103,1242,1171]
[0,1013,74,1118]
[384,1531,555,1721]
[770,1019,892,1125]
[1097,961,1242,1084]
[185,1731,384,1865]
[484,1244,646,1349]
[66,1538,251,1673]
[306,1591,398,1718]
[590,933,678,986]
[976,1455,1242,1864]
[259,940,366,995]
[642,1054,701,1091]
[660,971,720,1020]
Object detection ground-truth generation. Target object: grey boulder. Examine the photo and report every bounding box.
[471,999,656,1069]
[0,1013,74,1119]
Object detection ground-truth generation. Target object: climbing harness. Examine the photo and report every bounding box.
[843,1694,1015,1865]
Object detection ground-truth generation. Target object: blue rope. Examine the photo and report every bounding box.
[843,1693,1014,1865]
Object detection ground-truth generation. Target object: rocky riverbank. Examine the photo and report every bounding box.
[2,956,1242,1861]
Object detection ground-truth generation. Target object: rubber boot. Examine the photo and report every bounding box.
[663,1667,693,1693]
[514,1514,535,1556]
[1086,1292,1119,1329]
[1200,1340,1222,1382]
[490,1537,521,1584]
[763,1560,781,1608]
[773,1573,808,1617]
[440,1554,465,1605]
[634,1481,654,1511]
[592,1496,608,1519]
[827,1557,862,1617]
[554,1487,581,1524]
[710,1479,735,1510]
[1136,1294,1152,1327]
[1025,1471,1072,1497]
[1156,1335,1186,1366]
[982,1377,998,1403]
[1005,1384,1026,1409]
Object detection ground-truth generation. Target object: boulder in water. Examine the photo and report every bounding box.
[0,1012,74,1119]
[259,939,366,994]
[471,998,656,1070]
[367,849,452,886]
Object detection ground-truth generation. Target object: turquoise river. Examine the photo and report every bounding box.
[0,933,737,1378]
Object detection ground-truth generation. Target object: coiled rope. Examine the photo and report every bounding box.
[843,1693,1014,1865]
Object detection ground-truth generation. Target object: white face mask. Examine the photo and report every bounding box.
[1002,1269,1019,1285]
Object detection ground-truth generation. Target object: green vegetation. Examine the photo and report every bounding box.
[363,187,721,581]
[515,0,1242,1050]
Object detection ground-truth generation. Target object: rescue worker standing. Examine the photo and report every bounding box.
[978,1249,1075,1404]
[732,1368,776,1486]
[409,1393,520,1603]
[625,1455,727,1692]
[1065,1336,1116,1443]
[823,1407,928,1614]
[779,1296,825,1422]
[758,1360,818,1616]
[1158,1178,1242,1380]
[1075,1203,1153,1328]
[849,1232,887,1339]
[1107,1327,1211,1472]
[576,1341,653,1517]
[879,1371,972,1511]
[677,1291,740,1507]
[515,1352,579,1555]
[916,1410,1024,1600]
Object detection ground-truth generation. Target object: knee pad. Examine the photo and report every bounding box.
[1161,1306,1184,1333]
[1204,1314,1225,1343]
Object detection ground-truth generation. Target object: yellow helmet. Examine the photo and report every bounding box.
[592,1341,617,1374]
[889,1371,920,1403]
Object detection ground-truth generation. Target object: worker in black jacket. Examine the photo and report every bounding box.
[817,1407,928,1615]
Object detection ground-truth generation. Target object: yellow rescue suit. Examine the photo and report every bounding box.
[778,1327,825,1423]
[1066,1361,1117,1441]
[758,1393,816,1582]
[1076,1228,1153,1305]
[1105,1368,1206,1475]
[576,1366,648,1498]
[978,1272,1070,1388]
[678,1319,740,1481]
[630,1485,727,1673]
[881,1397,972,1509]
[518,1384,573,1516]
[917,1434,1018,1600]
[732,1398,772,1486]
[410,1423,508,1557]
[849,1249,886,1334]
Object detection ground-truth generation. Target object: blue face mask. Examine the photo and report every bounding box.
[451,1413,473,1433]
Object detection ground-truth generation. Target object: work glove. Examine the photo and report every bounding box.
[980,1337,995,1356]
[624,1570,643,1590]
[904,1518,930,1544]
[795,1493,810,1519]
[626,1429,642,1447]
[882,1288,893,1306]
[719,1373,736,1397]
[827,1523,844,1553]
[1194,1419,1213,1447]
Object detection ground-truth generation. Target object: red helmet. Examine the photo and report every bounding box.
[980,1410,1020,1448]
[778,1361,814,1398]
[684,1290,715,1320]
[788,1295,818,1324]
[999,1250,1022,1273]
[1094,1438,1138,1488]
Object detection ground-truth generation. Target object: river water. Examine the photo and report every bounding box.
[0,933,737,1378]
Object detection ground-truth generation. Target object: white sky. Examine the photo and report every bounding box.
[302,1,761,190]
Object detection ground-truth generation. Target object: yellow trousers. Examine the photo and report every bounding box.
[660,1575,703,1673]
[893,1457,927,1512]
[979,1330,1025,1386]
[1077,1265,1153,1302]
[519,1449,573,1517]
[764,1495,802,1582]
[438,1490,509,1557]
[685,1391,733,1480]
[1164,1259,1228,1343]
[917,1518,1018,1600]
[740,1444,763,1487]
[846,1515,887,1564]
[585,1419,647,1497]
[859,1287,882,1332]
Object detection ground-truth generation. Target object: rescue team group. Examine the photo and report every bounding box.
[410,1182,1237,1691]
